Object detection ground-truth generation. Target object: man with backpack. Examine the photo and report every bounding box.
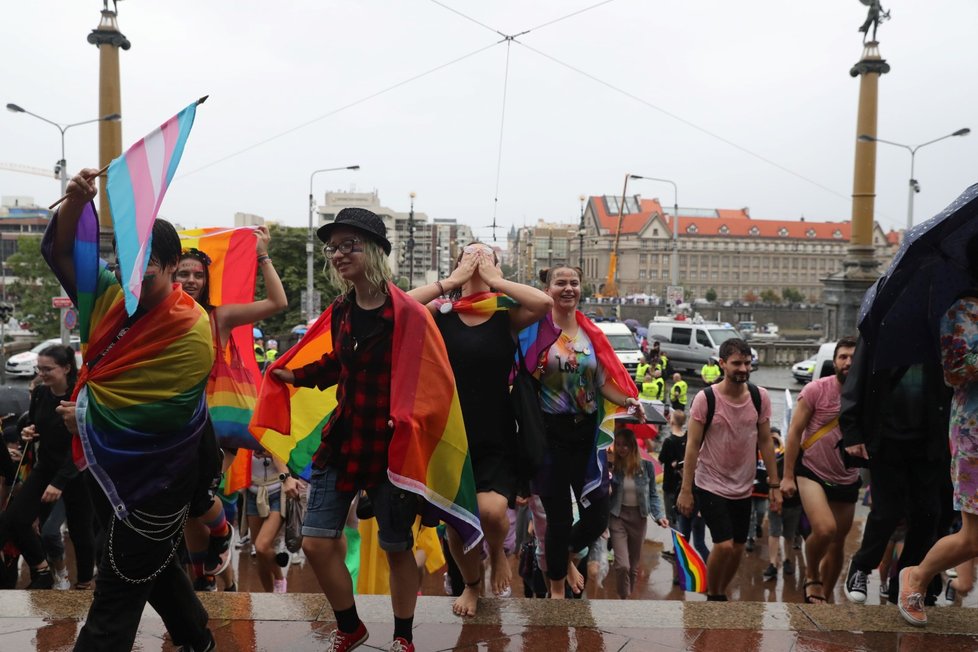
[677,338,782,601]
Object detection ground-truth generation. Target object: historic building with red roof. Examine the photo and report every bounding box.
[552,194,899,302]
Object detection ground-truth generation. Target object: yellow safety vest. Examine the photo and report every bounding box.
[641,378,664,401]
[635,362,651,384]
[670,380,688,406]
[701,363,721,384]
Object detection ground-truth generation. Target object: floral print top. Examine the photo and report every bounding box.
[940,297,978,514]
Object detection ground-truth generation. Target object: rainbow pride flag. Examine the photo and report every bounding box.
[435,291,517,316]
[252,283,484,552]
[670,528,708,593]
[41,203,214,518]
[107,98,204,315]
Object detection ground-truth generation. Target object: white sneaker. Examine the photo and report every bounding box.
[946,568,959,579]
[53,569,70,591]
[273,578,287,594]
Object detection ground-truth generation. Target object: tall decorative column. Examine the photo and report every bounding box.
[822,36,890,340]
[88,4,129,246]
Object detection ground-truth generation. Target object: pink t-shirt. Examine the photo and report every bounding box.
[797,375,859,486]
[690,385,772,499]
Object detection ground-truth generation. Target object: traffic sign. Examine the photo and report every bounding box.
[64,308,78,331]
[52,296,73,309]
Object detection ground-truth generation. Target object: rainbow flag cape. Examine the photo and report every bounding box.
[434,291,518,316]
[518,312,637,504]
[670,528,708,593]
[252,283,484,551]
[107,98,203,315]
[41,203,214,519]
[178,227,263,493]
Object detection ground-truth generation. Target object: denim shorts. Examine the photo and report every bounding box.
[302,466,421,552]
[245,489,282,517]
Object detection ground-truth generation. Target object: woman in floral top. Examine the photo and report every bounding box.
[897,236,978,628]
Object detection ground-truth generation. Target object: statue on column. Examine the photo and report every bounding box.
[858,0,890,43]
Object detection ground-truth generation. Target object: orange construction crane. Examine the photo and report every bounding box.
[600,173,631,297]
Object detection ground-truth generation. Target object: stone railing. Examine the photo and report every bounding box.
[750,341,822,367]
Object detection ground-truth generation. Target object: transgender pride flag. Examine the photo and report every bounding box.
[106,97,205,315]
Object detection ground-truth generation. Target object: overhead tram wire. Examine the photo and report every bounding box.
[513,40,853,206]
[489,38,515,243]
[177,40,503,179]
[521,0,622,34]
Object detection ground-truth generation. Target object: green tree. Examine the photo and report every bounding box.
[760,289,781,304]
[254,225,339,342]
[705,287,717,302]
[6,236,62,338]
[743,290,760,304]
[782,287,805,304]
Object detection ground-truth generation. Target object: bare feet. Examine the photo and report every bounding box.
[489,546,512,596]
[452,585,480,617]
[566,558,585,595]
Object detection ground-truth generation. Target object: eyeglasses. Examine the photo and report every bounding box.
[324,238,364,259]
[35,366,56,374]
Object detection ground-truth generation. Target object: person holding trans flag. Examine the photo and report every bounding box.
[44,169,216,652]
[408,241,552,616]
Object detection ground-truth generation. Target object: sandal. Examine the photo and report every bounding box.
[803,580,826,604]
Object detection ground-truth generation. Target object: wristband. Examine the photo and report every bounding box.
[435,280,446,295]
[257,255,271,265]
[768,483,781,489]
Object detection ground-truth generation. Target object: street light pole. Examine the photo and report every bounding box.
[577,194,586,271]
[629,174,679,287]
[408,192,416,289]
[307,165,359,319]
[6,103,121,345]
[858,128,970,231]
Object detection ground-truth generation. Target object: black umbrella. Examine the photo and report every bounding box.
[858,182,978,369]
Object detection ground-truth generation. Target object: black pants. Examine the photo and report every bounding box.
[536,413,610,581]
[75,459,210,650]
[851,439,946,592]
[0,467,96,583]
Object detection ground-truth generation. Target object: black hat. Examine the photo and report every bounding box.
[317,207,391,255]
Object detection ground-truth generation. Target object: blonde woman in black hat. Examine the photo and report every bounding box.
[270,208,452,652]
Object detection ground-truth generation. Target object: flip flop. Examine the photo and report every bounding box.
[803,580,826,604]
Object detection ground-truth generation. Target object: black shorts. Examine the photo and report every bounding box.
[189,421,224,518]
[795,462,861,504]
[694,486,752,544]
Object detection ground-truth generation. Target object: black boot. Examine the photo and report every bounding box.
[28,566,54,589]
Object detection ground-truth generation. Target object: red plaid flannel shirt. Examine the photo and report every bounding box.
[292,293,394,491]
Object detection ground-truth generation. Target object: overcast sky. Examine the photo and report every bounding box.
[3,1,977,240]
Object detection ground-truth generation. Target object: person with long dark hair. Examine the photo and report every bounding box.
[175,227,293,591]
[408,241,552,615]
[0,344,95,589]
[530,264,643,599]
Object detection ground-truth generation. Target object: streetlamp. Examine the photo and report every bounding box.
[858,128,970,230]
[407,192,416,289]
[577,194,586,271]
[629,174,679,287]
[7,102,121,345]
[307,165,360,319]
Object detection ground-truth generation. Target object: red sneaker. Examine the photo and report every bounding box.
[325,621,369,652]
[390,637,415,652]
[898,567,927,627]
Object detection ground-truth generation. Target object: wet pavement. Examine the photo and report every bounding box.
[3,366,977,649]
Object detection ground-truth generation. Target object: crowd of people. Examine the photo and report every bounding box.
[0,169,976,651]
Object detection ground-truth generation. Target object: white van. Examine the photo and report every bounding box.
[646,318,758,372]
[595,321,644,379]
[811,341,838,382]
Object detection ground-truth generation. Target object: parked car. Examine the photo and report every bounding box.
[5,337,82,378]
[791,357,816,384]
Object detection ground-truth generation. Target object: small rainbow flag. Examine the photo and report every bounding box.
[107,98,204,315]
[435,291,517,316]
[670,528,708,593]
